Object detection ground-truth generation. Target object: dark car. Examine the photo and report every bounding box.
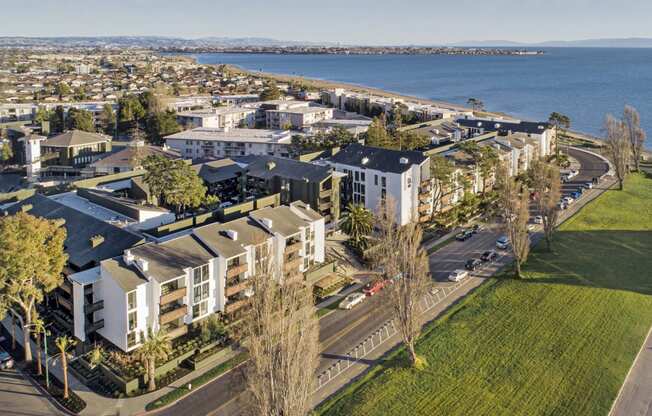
[455,230,474,241]
[465,258,482,271]
[480,250,498,262]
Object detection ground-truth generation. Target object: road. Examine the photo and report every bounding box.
[0,366,61,416]
[154,147,610,416]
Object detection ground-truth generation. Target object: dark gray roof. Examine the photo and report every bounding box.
[192,158,244,184]
[91,144,180,169]
[456,119,551,135]
[44,130,111,147]
[3,194,143,270]
[237,155,331,183]
[102,257,148,291]
[329,144,427,174]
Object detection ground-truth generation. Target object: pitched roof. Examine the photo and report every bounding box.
[192,158,245,184]
[44,130,112,147]
[91,144,180,169]
[249,205,307,237]
[329,143,427,174]
[237,155,331,183]
[3,194,143,270]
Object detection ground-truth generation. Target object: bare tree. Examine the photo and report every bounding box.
[242,244,320,416]
[375,199,430,367]
[604,114,630,190]
[529,160,561,251]
[497,166,530,278]
[623,105,646,172]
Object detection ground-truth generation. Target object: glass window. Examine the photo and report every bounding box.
[193,301,208,318]
[354,171,359,181]
[127,332,137,348]
[361,172,365,182]
[128,311,137,331]
[127,291,137,310]
[381,177,387,187]
[374,175,378,186]
[193,264,209,285]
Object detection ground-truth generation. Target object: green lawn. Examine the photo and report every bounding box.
[317,173,652,416]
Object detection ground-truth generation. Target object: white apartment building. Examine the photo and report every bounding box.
[165,127,293,159]
[176,107,256,129]
[0,101,116,127]
[266,106,334,130]
[68,202,325,352]
[328,144,434,226]
[456,118,556,157]
[213,94,260,106]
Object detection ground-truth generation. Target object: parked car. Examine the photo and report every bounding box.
[558,202,568,210]
[496,236,510,249]
[339,292,366,310]
[563,196,574,205]
[481,250,498,262]
[0,347,14,369]
[455,229,474,241]
[363,280,386,297]
[571,191,582,199]
[448,269,469,282]
[471,224,484,233]
[534,215,543,224]
[465,258,482,271]
[561,175,570,183]
[584,182,594,189]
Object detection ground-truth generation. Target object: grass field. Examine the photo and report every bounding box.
[317,173,652,416]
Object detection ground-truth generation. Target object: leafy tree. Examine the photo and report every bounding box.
[1,141,13,167]
[145,110,181,144]
[458,141,499,194]
[100,104,116,136]
[259,82,281,101]
[467,97,485,112]
[430,155,454,214]
[73,86,87,101]
[0,213,67,364]
[138,328,171,392]
[365,116,393,148]
[118,95,146,133]
[400,131,430,151]
[34,108,50,125]
[66,108,95,132]
[55,335,76,399]
[341,203,374,249]
[143,155,208,214]
[139,90,163,115]
[54,82,71,99]
[49,106,66,133]
[548,112,571,157]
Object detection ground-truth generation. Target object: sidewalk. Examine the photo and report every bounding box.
[0,317,240,416]
[609,325,652,416]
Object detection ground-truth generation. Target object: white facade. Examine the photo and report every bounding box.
[176,107,256,129]
[165,127,293,159]
[266,106,334,130]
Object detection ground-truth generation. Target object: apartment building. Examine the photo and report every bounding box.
[0,101,116,128]
[213,94,260,106]
[328,144,433,225]
[164,127,293,160]
[243,99,308,126]
[176,106,256,129]
[67,202,325,352]
[456,118,556,157]
[266,105,334,130]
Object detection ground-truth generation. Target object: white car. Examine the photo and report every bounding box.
[448,269,469,282]
[338,292,366,310]
[0,348,14,370]
[563,196,574,205]
[534,215,543,224]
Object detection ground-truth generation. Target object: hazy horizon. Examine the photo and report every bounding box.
[3,0,652,45]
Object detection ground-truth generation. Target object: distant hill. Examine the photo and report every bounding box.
[450,37,652,48]
[0,36,334,48]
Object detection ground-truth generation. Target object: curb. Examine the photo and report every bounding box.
[570,146,614,176]
[18,366,78,416]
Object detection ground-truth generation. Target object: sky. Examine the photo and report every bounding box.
[2,0,652,45]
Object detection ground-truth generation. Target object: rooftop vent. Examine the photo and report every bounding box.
[261,218,273,229]
[136,258,149,273]
[361,157,369,165]
[225,229,238,241]
[90,235,104,248]
[477,121,483,127]
[495,123,501,128]
[538,125,544,130]
[20,204,33,212]
[123,249,134,266]
[266,161,276,171]
[399,157,409,165]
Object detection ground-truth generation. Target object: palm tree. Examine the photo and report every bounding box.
[55,335,76,399]
[32,315,46,376]
[341,203,374,249]
[138,329,171,392]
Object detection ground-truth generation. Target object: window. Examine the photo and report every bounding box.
[374,175,378,186]
[127,332,137,348]
[127,291,137,310]
[193,283,210,303]
[361,172,365,182]
[128,311,137,331]
[193,301,208,318]
[193,264,209,285]
[381,177,387,188]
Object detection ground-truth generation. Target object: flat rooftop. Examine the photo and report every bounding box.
[165,127,292,144]
[49,191,135,227]
[267,106,332,115]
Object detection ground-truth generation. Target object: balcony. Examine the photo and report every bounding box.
[319,188,331,199]
[59,281,72,295]
[284,257,302,273]
[225,299,247,314]
[418,203,431,213]
[285,241,302,255]
[226,263,248,279]
[160,287,186,305]
[159,304,187,325]
[419,215,431,223]
[318,201,331,211]
[85,319,104,334]
[57,294,72,311]
[84,300,104,314]
[225,280,251,297]
[166,325,188,339]
[419,192,431,203]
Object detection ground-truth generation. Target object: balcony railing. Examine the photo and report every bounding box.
[420,179,432,188]
[226,263,248,279]
[85,319,104,334]
[319,188,331,199]
[84,300,104,315]
[59,282,72,295]
[284,257,302,273]
[419,192,431,203]
[419,214,430,223]
[160,304,187,325]
[160,287,186,305]
[418,204,431,213]
[166,325,188,339]
[57,294,72,311]
[285,241,302,255]
[225,280,251,297]
[318,201,331,211]
[225,299,247,314]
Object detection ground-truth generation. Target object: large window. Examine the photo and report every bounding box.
[193,264,209,285]
[193,302,208,318]
[127,291,137,310]
[193,264,210,319]
[128,311,137,331]
[126,290,138,347]
[127,332,137,348]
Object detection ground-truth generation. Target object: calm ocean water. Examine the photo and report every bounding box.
[194,49,652,147]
